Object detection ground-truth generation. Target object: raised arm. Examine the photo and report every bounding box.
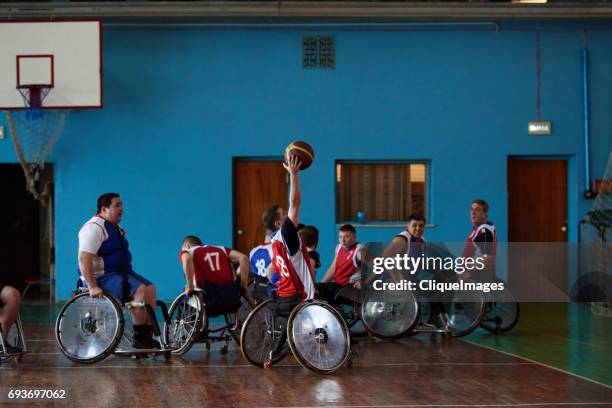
[284,154,302,228]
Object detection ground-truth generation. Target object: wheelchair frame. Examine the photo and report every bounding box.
[163,288,252,356]
[55,288,173,364]
[0,313,27,365]
[240,298,352,374]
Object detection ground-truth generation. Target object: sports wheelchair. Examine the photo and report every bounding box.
[55,283,173,363]
[240,298,352,374]
[163,282,252,356]
[0,314,27,365]
[479,277,520,334]
[360,277,487,339]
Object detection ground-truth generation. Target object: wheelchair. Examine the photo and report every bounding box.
[55,284,173,364]
[0,314,27,365]
[163,283,252,356]
[240,298,351,374]
[360,278,486,339]
[479,278,520,334]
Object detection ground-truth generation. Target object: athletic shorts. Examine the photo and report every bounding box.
[84,272,152,300]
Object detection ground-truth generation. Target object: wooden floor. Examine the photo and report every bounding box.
[2,322,612,407]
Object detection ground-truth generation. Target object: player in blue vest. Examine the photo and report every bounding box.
[248,205,285,299]
[77,193,159,349]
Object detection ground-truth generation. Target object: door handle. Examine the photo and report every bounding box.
[236,229,243,236]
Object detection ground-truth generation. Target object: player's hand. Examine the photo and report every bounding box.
[89,286,103,298]
[353,280,362,290]
[283,154,302,175]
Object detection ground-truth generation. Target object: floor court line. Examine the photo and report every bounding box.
[461,338,612,391]
[269,404,612,408]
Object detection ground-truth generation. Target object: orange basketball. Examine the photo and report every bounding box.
[285,141,314,170]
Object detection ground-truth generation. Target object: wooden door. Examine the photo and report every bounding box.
[507,158,568,298]
[233,160,287,255]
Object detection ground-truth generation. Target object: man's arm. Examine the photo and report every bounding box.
[321,252,338,283]
[228,249,250,291]
[180,251,195,296]
[285,154,301,228]
[78,251,103,298]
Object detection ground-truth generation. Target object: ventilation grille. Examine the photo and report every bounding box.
[302,36,335,69]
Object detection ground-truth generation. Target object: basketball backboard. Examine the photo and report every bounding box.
[0,20,102,109]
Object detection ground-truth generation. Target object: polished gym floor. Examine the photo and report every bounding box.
[2,302,611,407]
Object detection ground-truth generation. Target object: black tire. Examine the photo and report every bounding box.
[334,286,368,337]
[436,288,485,338]
[361,289,419,339]
[55,292,124,364]
[480,287,520,334]
[163,293,204,356]
[240,299,288,367]
[225,295,253,344]
[287,301,351,374]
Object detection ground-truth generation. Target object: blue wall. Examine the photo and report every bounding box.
[1,21,611,300]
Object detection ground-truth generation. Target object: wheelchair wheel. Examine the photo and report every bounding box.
[163,293,204,356]
[240,299,288,367]
[287,300,351,374]
[55,292,124,364]
[334,286,367,336]
[361,289,419,339]
[225,295,253,343]
[438,288,486,337]
[480,283,520,334]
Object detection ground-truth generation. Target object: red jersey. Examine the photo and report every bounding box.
[179,245,235,287]
[271,231,315,300]
[461,222,497,267]
[333,242,364,286]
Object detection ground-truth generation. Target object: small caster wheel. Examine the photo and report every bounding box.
[263,361,272,369]
[205,342,211,350]
[16,355,23,364]
[164,351,172,361]
[220,345,228,355]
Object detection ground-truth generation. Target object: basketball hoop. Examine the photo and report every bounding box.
[17,84,52,119]
[5,84,68,204]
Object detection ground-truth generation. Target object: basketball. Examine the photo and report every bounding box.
[285,141,315,170]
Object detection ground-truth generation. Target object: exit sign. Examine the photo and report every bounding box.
[528,121,552,135]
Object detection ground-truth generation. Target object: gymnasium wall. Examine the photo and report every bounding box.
[1,21,611,300]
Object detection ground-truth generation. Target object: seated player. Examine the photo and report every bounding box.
[298,224,321,274]
[317,224,365,305]
[0,284,22,353]
[462,199,497,281]
[265,154,315,367]
[249,205,286,299]
[78,193,159,349]
[179,235,251,311]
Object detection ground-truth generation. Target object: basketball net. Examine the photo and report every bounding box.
[4,85,69,205]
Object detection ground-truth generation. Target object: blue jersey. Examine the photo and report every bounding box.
[249,241,279,296]
[249,243,273,278]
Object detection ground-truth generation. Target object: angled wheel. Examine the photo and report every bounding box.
[163,293,204,356]
[480,281,520,333]
[437,287,485,337]
[240,299,288,367]
[334,286,367,336]
[287,300,351,374]
[55,292,124,364]
[225,295,253,344]
[361,289,419,339]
